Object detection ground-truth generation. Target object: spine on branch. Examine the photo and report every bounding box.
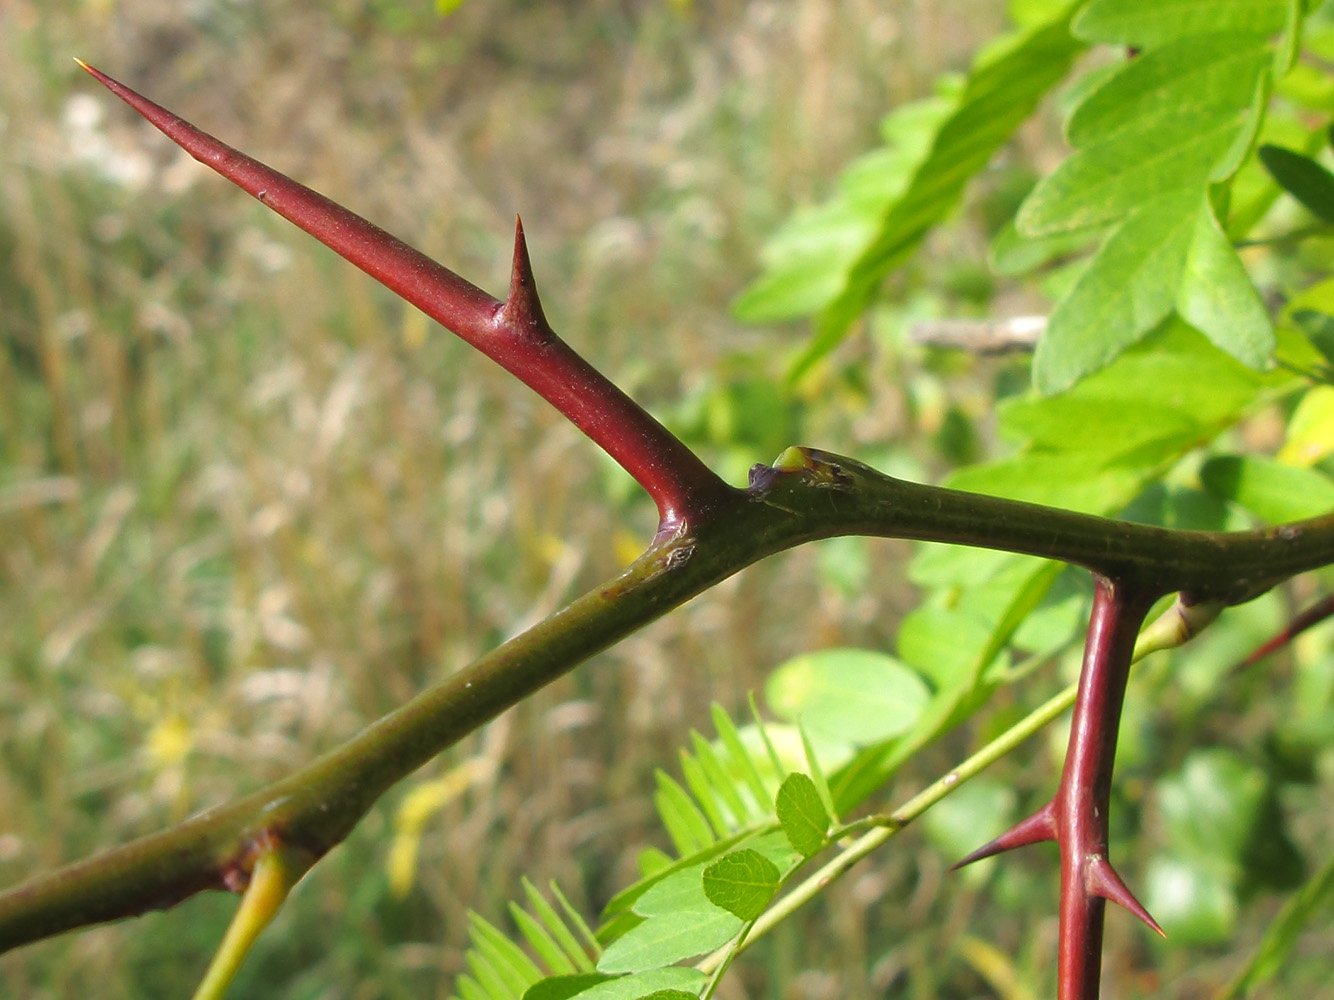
[74,60,738,536]
[956,577,1162,1000]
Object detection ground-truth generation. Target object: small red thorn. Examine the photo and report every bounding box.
[1236,593,1334,673]
[1086,855,1164,937]
[953,800,1057,869]
[503,215,550,339]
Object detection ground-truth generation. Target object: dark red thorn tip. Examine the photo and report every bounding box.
[952,801,1057,870]
[1085,856,1164,937]
[503,216,551,339]
[1238,593,1334,671]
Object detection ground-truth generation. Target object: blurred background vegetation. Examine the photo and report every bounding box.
[3,1,1332,998]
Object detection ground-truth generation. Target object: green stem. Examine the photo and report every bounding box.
[696,575,1212,974]
[697,679,1082,974]
[2,448,1330,952]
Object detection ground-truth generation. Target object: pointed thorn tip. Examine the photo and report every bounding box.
[952,802,1057,870]
[1087,857,1164,937]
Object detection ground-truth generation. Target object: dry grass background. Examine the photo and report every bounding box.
[0,2,1110,998]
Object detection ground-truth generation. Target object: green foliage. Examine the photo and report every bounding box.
[735,2,1086,377]
[1021,25,1279,389]
[1143,748,1303,944]
[7,0,1334,997]
[1260,142,1334,223]
[773,774,830,859]
[700,850,781,921]
[1221,847,1334,998]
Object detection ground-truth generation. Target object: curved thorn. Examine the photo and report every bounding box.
[1085,855,1164,937]
[954,799,1057,869]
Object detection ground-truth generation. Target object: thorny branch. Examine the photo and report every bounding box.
[3,65,1333,1000]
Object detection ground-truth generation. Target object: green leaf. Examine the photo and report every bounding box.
[1292,309,1334,366]
[795,718,838,822]
[796,8,1083,379]
[566,970,706,1000]
[1280,385,1334,466]
[765,648,930,746]
[1144,854,1239,945]
[524,879,598,972]
[1200,455,1334,522]
[468,912,545,997]
[689,731,753,828]
[1067,33,1270,148]
[600,831,755,931]
[1221,849,1334,999]
[1259,144,1334,223]
[677,749,728,839]
[701,849,782,921]
[897,603,1004,692]
[468,950,522,1000]
[731,97,957,324]
[597,868,742,974]
[1036,190,1275,393]
[549,881,602,958]
[775,773,830,858]
[524,976,614,1000]
[710,704,773,811]
[1156,749,1268,875]
[594,834,800,976]
[654,771,717,857]
[510,905,578,976]
[990,218,1100,276]
[1019,114,1248,237]
[1033,196,1196,393]
[1074,0,1288,47]
[1176,197,1274,369]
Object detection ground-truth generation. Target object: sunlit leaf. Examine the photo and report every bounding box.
[1018,117,1245,237]
[1279,386,1334,466]
[1066,33,1270,148]
[1033,196,1196,392]
[524,975,614,1000]
[524,879,599,973]
[565,970,706,1000]
[1176,198,1274,369]
[765,648,930,746]
[797,8,1083,378]
[1074,0,1288,47]
[469,911,545,997]
[1144,854,1239,944]
[1200,455,1334,523]
[654,771,717,857]
[710,704,774,810]
[775,773,831,859]
[701,849,781,921]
